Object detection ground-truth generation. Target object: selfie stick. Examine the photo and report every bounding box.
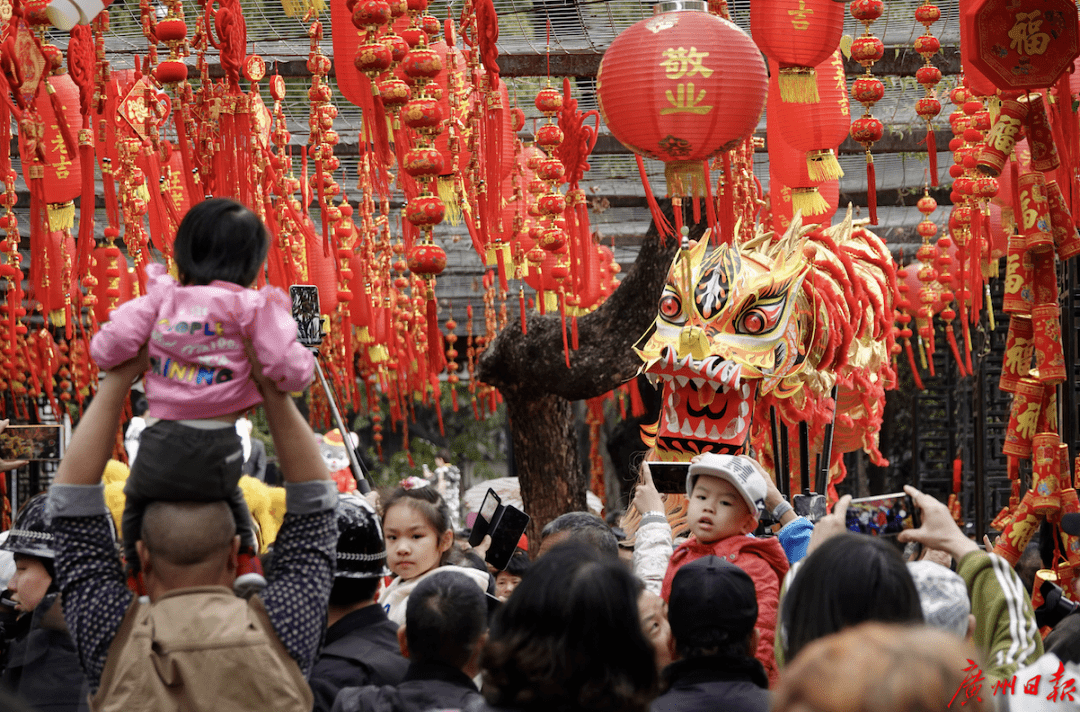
[798,421,810,493]
[815,385,839,495]
[769,407,787,499]
[313,357,372,494]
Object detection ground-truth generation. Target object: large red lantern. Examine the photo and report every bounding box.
[751,0,844,103]
[597,2,766,170]
[769,52,850,182]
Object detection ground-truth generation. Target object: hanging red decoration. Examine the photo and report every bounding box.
[750,0,844,104]
[597,1,766,199]
[968,0,1079,91]
[769,52,849,183]
[848,0,885,225]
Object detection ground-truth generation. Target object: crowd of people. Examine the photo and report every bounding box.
[0,199,1075,711]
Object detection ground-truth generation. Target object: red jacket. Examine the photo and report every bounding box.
[661,534,789,688]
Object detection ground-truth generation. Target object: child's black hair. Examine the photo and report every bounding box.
[173,198,269,287]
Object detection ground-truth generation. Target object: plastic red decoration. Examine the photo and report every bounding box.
[968,0,1078,90]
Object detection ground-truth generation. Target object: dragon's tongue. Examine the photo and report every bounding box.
[696,383,716,408]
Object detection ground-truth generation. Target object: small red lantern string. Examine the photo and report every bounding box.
[913,0,942,185]
[848,0,885,225]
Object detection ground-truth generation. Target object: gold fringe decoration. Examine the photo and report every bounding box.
[778,67,819,104]
[806,149,844,182]
[791,187,830,216]
[438,176,462,226]
[664,161,707,198]
[47,202,75,232]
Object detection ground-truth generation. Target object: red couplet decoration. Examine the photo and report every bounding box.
[769,52,850,182]
[750,0,844,103]
[597,5,766,165]
[968,0,1079,91]
[89,246,134,323]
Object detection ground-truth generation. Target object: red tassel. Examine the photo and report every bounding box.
[927,338,936,377]
[904,339,925,390]
[572,315,579,350]
[945,325,967,377]
[1010,156,1022,222]
[426,295,445,373]
[952,457,962,494]
[703,160,717,236]
[76,138,95,276]
[721,153,734,244]
[433,376,445,437]
[866,152,878,225]
[519,288,527,335]
[926,128,938,186]
[560,292,571,369]
[495,244,509,293]
[637,155,672,242]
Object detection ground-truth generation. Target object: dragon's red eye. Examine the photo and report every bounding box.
[659,295,684,323]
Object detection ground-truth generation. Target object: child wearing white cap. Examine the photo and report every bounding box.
[659,453,789,687]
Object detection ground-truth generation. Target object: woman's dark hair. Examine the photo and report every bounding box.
[781,533,923,663]
[481,543,658,712]
[382,484,452,564]
[173,198,269,286]
[501,549,530,576]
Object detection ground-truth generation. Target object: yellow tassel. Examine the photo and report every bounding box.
[791,187,829,216]
[544,292,559,312]
[368,344,389,363]
[438,177,462,226]
[356,326,372,344]
[664,161,706,198]
[778,68,819,104]
[48,308,66,327]
[280,0,323,17]
[47,202,75,232]
[806,150,844,182]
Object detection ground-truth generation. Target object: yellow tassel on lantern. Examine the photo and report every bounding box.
[778,67,819,104]
[356,326,372,344]
[806,149,844,182]
[790,187,829,216]
[48,309,66,327]
[368,344,389,363]
[280,0,325,17]
[47,202,75,232]
[438,177,463,226]
[664,161,707,199]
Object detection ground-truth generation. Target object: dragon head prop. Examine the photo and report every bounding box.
[636,211,896,465]
[636,221,821,456]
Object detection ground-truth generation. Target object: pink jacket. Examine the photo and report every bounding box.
[90,263,314,420]
[661,534,789,688]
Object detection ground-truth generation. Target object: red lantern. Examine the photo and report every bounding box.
[769,52,849,182]
[597,4,766,166]
[89,245,133,323]
[18,73,82,204]
[751,0,844,103]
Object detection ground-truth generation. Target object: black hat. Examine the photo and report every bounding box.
[667,555,758,649]
[335,494,389,579]
[1062,513,1080,537]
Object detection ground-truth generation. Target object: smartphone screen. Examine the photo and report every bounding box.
[469,489,502,547]
[845,493,919,537]
[0,425,62,462]
[646,461,690,494]
[487,505,529,572]
[290,285,322,347]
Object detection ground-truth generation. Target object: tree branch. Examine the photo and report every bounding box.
[478,202,706,400]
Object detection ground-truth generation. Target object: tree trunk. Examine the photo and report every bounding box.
[478,201,707,547]
[502,386,587,552]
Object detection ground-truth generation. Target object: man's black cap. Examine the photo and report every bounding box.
[667,555,758,649]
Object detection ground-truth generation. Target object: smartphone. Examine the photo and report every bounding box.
[486,505,530,572]
[645,461,690,494]
[845,492,920,537]
[0,424,62,462]
[469,488,502,547]
[290,285,323,347]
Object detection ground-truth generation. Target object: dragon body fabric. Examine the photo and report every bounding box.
[635,209,898,497]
